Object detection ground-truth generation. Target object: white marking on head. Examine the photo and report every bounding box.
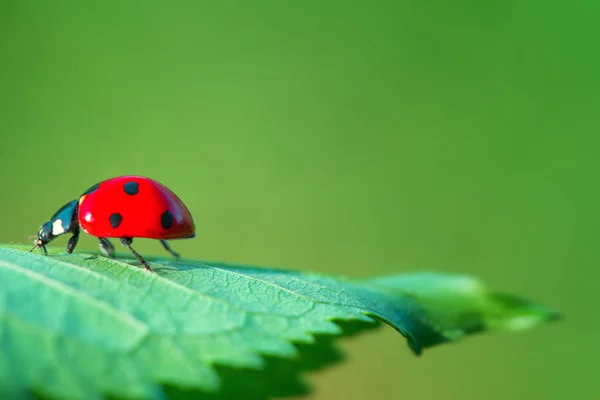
[52,219,65,235]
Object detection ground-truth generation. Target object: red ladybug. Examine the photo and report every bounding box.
[30,176,195,272]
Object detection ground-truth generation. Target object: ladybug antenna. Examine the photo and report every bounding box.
[28,234,39,252]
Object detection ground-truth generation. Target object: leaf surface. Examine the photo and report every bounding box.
[0,245,559,399]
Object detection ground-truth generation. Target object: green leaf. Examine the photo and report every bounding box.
[367,273,561,344]
[0,245,559,400]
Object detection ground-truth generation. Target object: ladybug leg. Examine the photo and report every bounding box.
[66,229,80,254]
[120,238,153,272]
[98,238,116,258]
[160,240,180,259]
[39,243,48,256]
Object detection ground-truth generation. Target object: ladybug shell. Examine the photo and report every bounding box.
[78,176,195,240]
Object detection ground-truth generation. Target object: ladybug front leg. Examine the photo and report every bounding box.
[66,230,80,254]
[98,238,116,258]
[120,238,152,272]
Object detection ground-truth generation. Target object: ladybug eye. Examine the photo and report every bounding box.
[38,222,54,241]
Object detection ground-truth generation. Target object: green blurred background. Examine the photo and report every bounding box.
[1,1,597,399]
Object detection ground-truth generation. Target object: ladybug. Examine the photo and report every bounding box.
[30,176,195,272]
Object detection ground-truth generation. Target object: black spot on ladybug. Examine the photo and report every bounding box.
[82,183,100,195]
[161,210,173,229]
[109,213,122,229]
[123,181,139,196]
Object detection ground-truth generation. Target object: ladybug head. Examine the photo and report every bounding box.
[30,199,78,255]
[30,221,54,255]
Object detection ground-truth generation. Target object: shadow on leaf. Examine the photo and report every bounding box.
[161,319,380,400]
